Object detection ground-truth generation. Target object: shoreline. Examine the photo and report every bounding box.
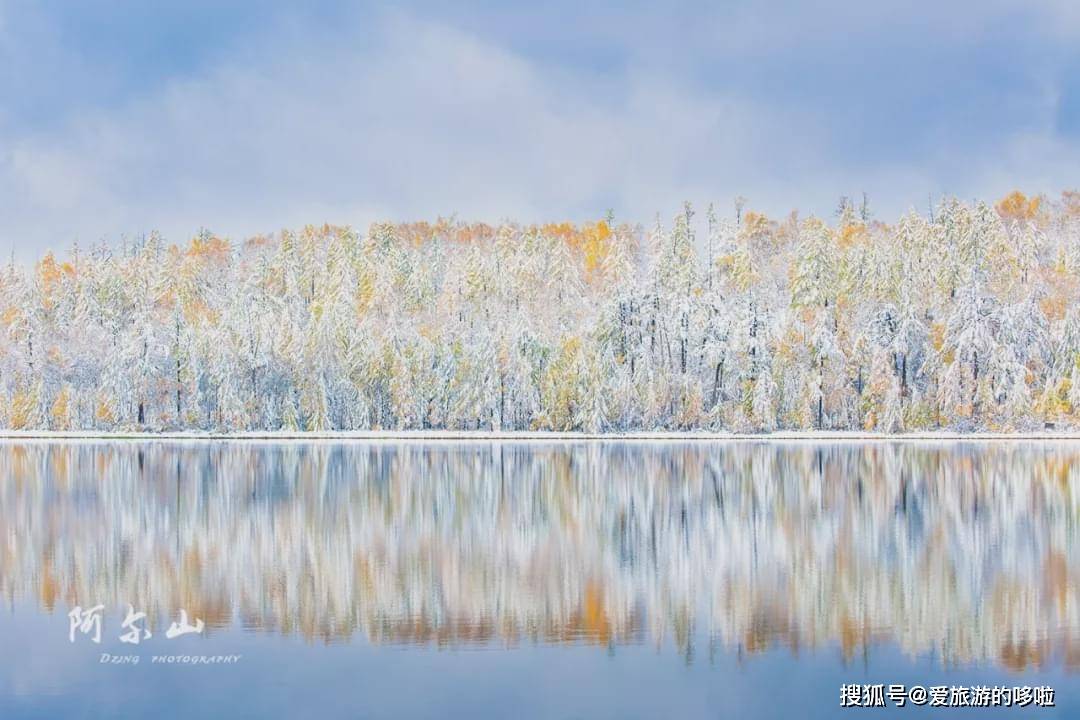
[0,430,1079,443]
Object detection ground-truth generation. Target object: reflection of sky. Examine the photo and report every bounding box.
[2,2,1079,255]
[2,600,1078,720]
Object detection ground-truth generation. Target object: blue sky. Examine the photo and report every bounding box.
[1,0,1078,256]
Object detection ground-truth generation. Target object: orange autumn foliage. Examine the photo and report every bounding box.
[996,190,1041,222]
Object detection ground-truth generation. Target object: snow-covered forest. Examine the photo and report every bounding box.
[3,190,1079,432]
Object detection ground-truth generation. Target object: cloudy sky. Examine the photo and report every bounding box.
[1,0,1078,257]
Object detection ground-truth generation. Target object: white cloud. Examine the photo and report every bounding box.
[0,4,1078,258]
[0,11,820,254]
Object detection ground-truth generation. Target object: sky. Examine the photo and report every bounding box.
[1,0,1079,258]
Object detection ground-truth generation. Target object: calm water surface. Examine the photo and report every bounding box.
[1,441,1078,718]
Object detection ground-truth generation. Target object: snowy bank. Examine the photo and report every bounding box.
[2,430,1080,443]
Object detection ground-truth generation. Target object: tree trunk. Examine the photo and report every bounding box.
[176,357,182,418]
[712,361,723,408]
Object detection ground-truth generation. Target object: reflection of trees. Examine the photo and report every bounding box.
[0,442,1078,668]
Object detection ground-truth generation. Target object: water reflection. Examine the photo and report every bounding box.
[1,441,1078,671]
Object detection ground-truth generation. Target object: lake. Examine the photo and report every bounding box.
[0,440,1077,718]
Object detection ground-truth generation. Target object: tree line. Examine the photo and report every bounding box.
[2,190,1078,432]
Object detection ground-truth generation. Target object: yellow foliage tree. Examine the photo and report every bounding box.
[50,386,72,431]
[996,190,1041,222]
